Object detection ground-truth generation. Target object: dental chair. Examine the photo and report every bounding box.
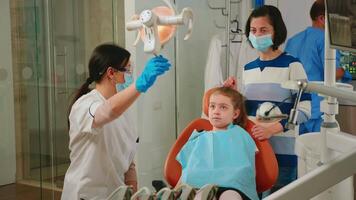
[125,88,279,200]
[163,87,279,195]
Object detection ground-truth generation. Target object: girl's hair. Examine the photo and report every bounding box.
[68,43,130,125]
[211,87,248,129]
[245,5,287,51]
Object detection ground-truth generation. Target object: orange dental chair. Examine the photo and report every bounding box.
[163,88,279,194]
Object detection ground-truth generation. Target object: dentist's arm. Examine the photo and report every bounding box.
[93,56,171,128]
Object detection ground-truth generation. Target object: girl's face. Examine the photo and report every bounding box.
[250,16,274,38]
[208,93,240,131]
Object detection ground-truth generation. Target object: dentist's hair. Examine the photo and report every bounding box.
[210,87,248,129]
[68,43,130,126]
[245,5,287,51]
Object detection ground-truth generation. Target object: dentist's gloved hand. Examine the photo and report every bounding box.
[136,55,171,93]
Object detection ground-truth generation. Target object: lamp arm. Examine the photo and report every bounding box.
[285,84,304,130]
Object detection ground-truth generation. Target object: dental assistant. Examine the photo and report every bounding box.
[285,1,352,133]
[61,43,171,200]
[242,5,311,191]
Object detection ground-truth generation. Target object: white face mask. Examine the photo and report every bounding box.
[116,73,134,92]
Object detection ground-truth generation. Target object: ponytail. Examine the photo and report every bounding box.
[67,77,94,127]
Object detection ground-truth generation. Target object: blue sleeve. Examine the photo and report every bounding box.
[341,70,353,83]
[285,39,291,53]
[336,50,341,68]
[319,38,325,72]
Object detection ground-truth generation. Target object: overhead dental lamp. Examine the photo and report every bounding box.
[126,0,193,54]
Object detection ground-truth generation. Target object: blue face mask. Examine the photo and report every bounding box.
[248,33,273,52]
[116,73,134,92]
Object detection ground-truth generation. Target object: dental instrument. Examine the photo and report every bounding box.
[106,186,133,200]
[130,187,154,200]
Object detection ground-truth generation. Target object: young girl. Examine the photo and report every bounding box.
[176,87,258,200]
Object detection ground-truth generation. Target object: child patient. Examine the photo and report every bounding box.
[176,87,258,200]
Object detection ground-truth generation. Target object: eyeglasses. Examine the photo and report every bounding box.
[116,67,130,72]
[98,63,132,76]
[98,66,131,76]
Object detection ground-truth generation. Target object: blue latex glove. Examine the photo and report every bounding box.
[136,55,171,93]
[341,69,352,83]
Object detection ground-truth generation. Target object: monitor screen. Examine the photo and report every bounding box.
[326,0,356,53]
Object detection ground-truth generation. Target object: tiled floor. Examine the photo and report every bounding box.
[0,183,61,200]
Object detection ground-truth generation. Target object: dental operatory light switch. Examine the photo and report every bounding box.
[126,0,193,54]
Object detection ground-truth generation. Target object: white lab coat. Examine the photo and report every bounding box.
[61,89,137,200]
[204,33,258,92]
[204,32,240,91]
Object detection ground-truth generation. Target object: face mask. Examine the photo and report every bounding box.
[248,33,273,52]
[116,73,134,92]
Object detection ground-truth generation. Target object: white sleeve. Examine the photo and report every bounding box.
[289,61,307,81]
[92,100,117,128]
[69,99,102,135]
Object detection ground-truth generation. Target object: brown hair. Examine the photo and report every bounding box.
[210,87,248,129]
[67,43,130,127]
[310,1,325,21]
[245,5,287,51]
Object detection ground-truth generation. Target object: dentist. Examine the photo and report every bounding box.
[61,43,171,200]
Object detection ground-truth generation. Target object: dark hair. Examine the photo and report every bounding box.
[68,43,130,125]
[210,87,248,129]
[310,1,325,21]
[245,5,287,51]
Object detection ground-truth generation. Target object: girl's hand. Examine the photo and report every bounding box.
[223,76,237,90]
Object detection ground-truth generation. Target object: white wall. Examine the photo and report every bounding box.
[125,0,227,189]
[175,0,237,133]
[0,0,16,185]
